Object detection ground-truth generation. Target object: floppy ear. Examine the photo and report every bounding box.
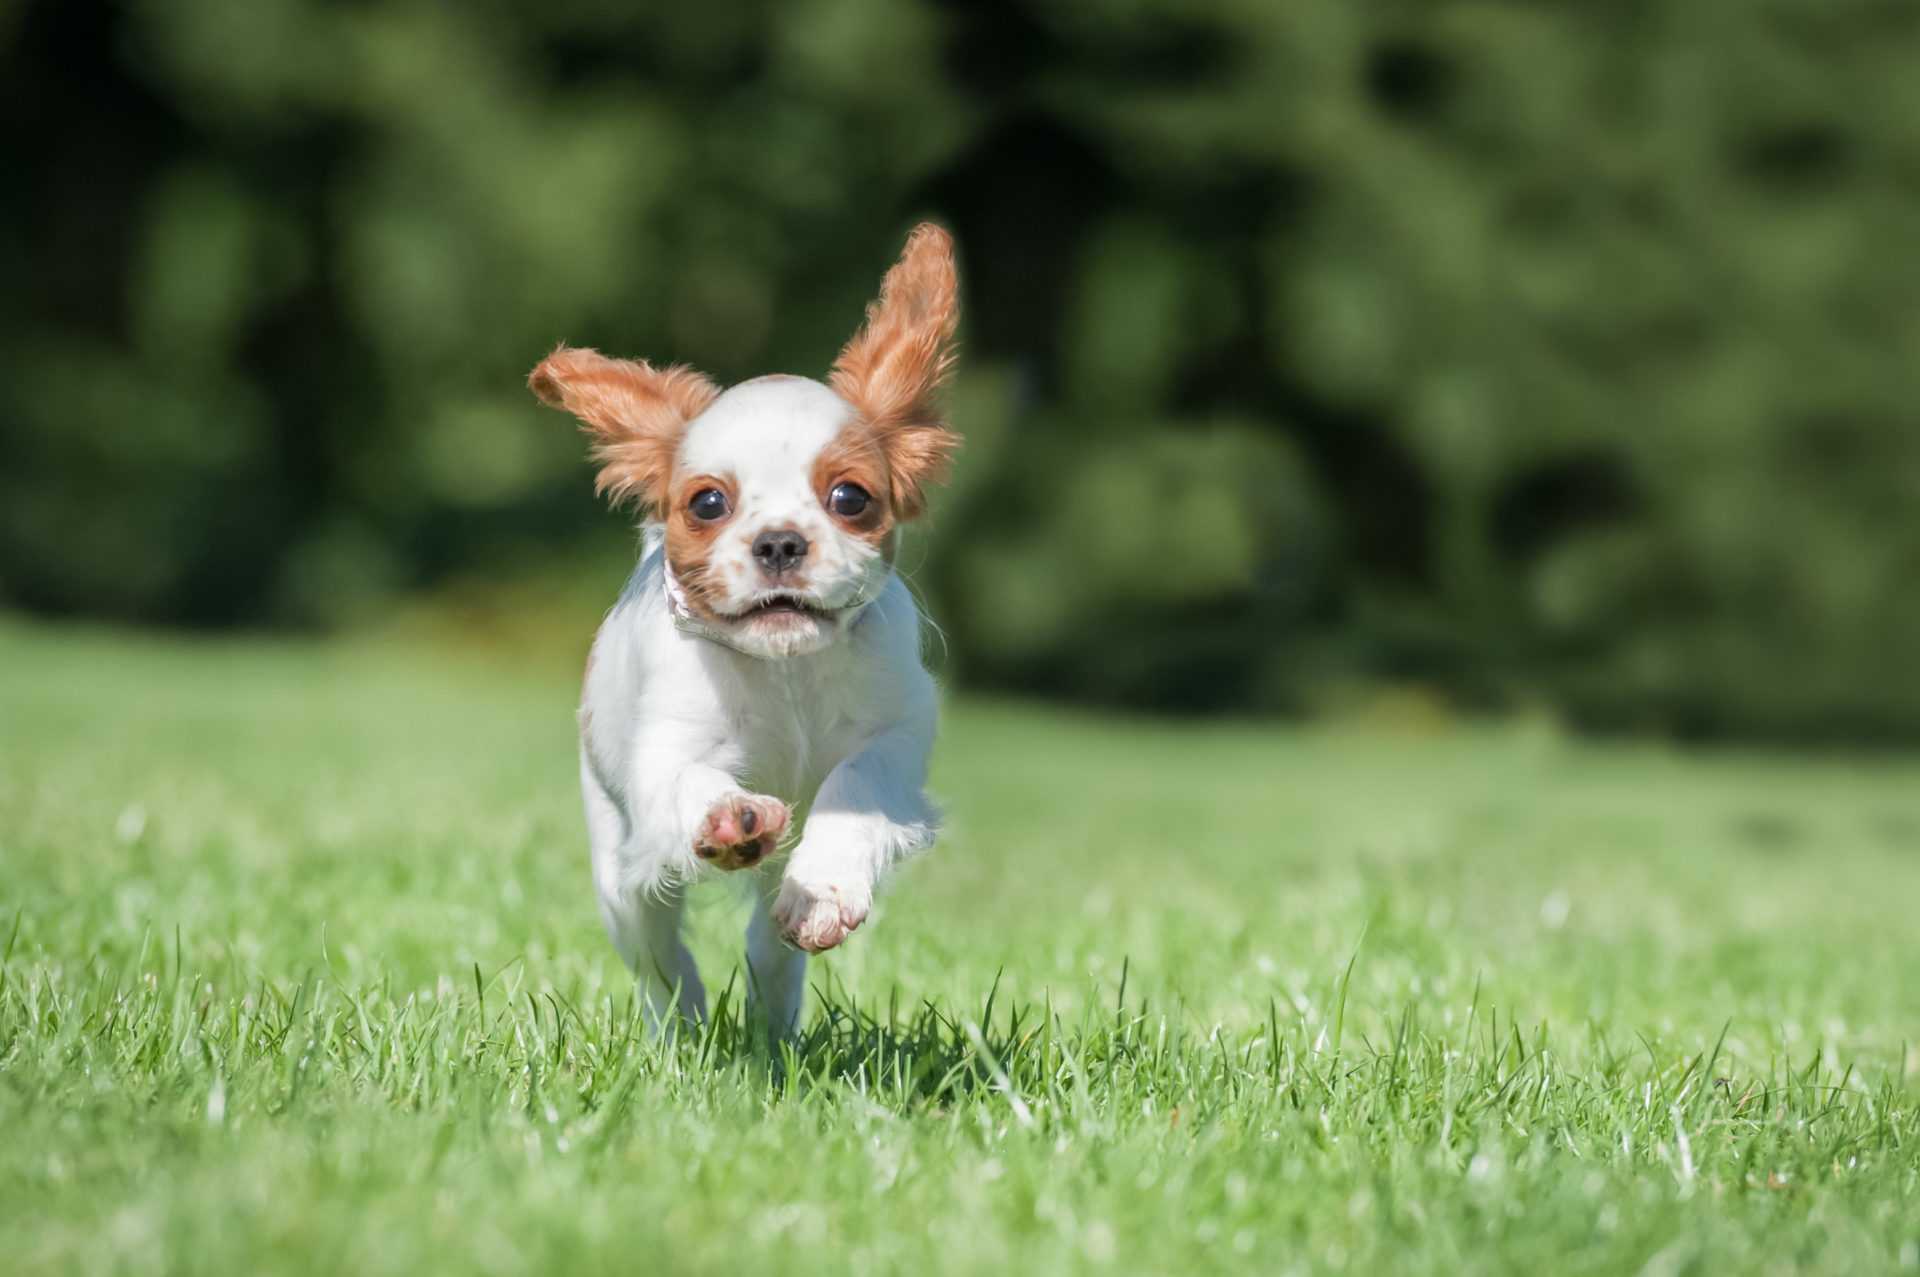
[528,346,720,511]
[829,223,961,519]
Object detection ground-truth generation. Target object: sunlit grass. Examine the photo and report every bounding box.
[3,617,1918,1274]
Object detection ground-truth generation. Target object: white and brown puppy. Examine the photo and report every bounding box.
[528,225,960,1034]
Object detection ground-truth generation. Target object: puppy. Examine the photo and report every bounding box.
[528,225,960,1035]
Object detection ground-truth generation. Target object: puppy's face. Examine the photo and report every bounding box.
[531,224,959,660]
[662,377,899,658]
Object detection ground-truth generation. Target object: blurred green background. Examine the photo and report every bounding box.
[3,0,1917,740]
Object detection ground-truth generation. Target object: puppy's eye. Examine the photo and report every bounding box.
[689,488,730,521]
[828,482,872,518]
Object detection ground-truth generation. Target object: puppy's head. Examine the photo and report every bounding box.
[530,224,960,659]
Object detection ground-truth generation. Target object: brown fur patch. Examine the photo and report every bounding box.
[529,346,719,512]
[810,427,897,550]
[663,473,738,621]
[829,224,962,520]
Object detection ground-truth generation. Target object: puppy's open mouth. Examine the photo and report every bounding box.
[736,594,835,623]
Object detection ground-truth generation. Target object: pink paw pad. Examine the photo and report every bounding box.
[694,794,791,872]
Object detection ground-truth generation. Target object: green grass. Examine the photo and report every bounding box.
[3,617,1919,1275]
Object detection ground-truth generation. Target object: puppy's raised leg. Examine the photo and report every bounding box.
[772,723,938,954]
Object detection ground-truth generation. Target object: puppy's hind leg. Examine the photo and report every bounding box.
[745,877,807,1038]
[600,887,704,1036]
[583,751,705,1035]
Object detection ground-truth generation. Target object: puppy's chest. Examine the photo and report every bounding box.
[723,681,868,799]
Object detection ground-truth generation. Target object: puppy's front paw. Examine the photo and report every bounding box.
[771,877,870,953]
[694,794,791,872]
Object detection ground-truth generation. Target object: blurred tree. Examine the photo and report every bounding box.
[1,0,1915,738]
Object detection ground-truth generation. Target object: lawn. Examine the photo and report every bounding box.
[2,616,1918,1275]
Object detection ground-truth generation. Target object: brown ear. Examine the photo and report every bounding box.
[829,223,961,519]
[528,346,720,511]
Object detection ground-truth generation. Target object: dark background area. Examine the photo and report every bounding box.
[3,0,1917,740]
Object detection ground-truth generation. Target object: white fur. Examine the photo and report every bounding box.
[578,377,941,1035]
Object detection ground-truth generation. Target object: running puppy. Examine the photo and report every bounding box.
[528,225,959,1033]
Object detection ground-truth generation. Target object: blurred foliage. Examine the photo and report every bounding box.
[2,0,1918,739]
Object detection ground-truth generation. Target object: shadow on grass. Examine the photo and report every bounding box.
[646,965,1056,1114]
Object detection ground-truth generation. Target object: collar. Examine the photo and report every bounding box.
[662,557,874,657]
[662,557,759,654]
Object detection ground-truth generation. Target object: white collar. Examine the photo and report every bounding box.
[661,557,754,653]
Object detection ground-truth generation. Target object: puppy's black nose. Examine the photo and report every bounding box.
[752,528,809,576]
